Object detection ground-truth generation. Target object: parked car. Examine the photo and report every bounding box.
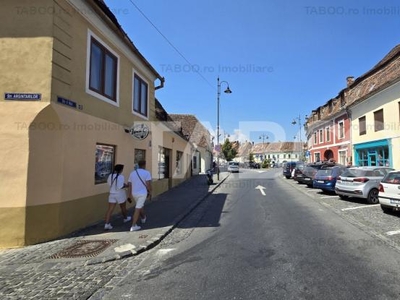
[228,161,239,173]
[283,161,298,179]
[378,170,400,213]
[335,166,394,204]
[249,162,260,169]
[313,165,347,193]
[296,162,336,187]
[292,162,306,182]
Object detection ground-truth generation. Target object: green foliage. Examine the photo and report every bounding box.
[262,158,271,168]
[221,139,238,162]
[249,152,254,163]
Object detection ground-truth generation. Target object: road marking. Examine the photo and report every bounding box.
[320,195,338,199]
[255,185,266,196]
[386,230,400,236]
[341,204,380,211]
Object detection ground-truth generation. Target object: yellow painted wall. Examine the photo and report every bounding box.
[350,81,400,169]
[0,0,194,248]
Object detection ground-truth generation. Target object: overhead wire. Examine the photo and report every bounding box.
[127,0,215,89]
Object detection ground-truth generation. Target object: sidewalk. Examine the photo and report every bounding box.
[0,172,229,266]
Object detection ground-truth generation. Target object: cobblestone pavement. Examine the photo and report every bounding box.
[0,232,146,299]
[0,172,230,299]
[280,174,400,253]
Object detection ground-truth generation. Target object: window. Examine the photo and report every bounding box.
[134,149,146,166]
[176,151,183,176]
[158,147,171,179]
[319,129,323,143]
[89,37,118,101]
[314,132,317,144]
[338,150,346,165]
[338,120,344,139]
[374,109,384,132]
[314,152,320,162]
[325,126,330,142]
[359,116,366,135]
[398,102,400,122]
[95,144,115,184]
[133,74,148,117]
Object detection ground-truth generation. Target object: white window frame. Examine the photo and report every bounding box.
[132,70,150,119]
[314,132,318,145]
[319,129,323,144]
[86,30,120,106]
[325,126,330,142]
[338,120,345,139]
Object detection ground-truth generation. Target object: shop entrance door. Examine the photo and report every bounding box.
[368,151,377,166]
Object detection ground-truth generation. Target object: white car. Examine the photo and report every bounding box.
[379,170,400,213]
[335,166,393,204]
[228,162,239,173]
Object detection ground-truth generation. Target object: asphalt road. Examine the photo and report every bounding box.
[100,169,400,300]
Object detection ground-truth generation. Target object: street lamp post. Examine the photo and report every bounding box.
[259,134,268,164]
[216,77,232,180]
[292,114,303,161]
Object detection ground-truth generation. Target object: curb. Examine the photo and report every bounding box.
[86,174,230,265]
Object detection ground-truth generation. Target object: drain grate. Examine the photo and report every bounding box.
[48,239,118,259]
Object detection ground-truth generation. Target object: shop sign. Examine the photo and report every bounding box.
[128,123,150,140]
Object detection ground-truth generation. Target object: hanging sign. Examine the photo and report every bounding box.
[128,123,150,140]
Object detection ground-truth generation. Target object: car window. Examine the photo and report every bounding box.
[372,169,385,176]
[316,169,333,176]
[341,169,366,177]
[382,172,400,183]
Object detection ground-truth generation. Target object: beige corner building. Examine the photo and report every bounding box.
[0,0,193,247]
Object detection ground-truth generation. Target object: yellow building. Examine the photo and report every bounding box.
[0,0,192,247]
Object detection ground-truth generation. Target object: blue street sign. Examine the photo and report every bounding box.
[5,93,41,100]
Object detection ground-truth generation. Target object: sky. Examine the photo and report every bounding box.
[106,0,400,145]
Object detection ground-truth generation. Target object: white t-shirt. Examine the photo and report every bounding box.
[128,168,152,196]
[107,173,125,194]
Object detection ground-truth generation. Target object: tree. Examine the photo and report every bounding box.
[221,139,238,161]
[249,152,254,163]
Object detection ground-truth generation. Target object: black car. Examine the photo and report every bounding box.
[297,162,339,187]
[283,161,298,179]
[292,162,306,182]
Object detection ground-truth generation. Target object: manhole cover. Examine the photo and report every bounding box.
[48,240,118,259]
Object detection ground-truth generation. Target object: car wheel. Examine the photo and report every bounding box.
[339,195,348,200]
[306,183,313,188]
[285,176,290,179]
[367,188,379,204]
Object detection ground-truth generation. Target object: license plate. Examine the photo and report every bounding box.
[390,199,400,204]
[317,180,324,183]
[304,178,310,181]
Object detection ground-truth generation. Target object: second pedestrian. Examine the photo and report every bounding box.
[127,160,152,231]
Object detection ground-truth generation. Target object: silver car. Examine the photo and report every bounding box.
[228,162,239,173]
[335,166,394,204]
[378,170,400,213]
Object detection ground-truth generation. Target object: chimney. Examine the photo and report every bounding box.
[346,76,355,87]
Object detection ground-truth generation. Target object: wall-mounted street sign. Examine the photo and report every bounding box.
[57,96,83,110]
[127,123,150,140]
[4,93,41,100]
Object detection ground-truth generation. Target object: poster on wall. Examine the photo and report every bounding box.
[95,144,115,184]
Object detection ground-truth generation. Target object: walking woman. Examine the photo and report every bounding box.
[104,164,132,230]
